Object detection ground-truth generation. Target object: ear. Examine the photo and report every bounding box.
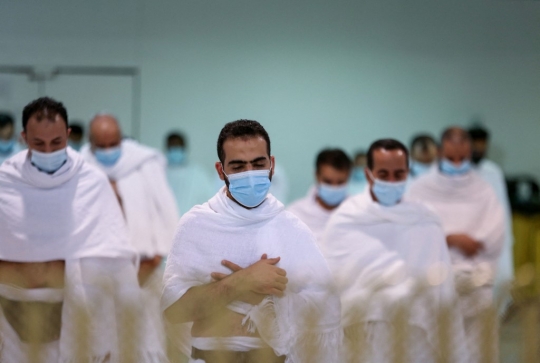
[67,127,72,137]
[20,130,27,145]
[215,161,225,181]
[270,156,275,178]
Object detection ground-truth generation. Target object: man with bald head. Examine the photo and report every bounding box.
[81,113,179,355]
[407,127,505,363]
[0,97,163,361]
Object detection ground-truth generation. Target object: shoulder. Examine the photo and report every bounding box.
[276,210,316,239]
[286,196,311,213]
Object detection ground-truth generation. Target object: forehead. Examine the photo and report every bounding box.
[442,139,471,152]
[372,148,408,168]
[222,136,268,161]
[26,113,66,133]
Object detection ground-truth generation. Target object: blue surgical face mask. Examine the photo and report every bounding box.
[368,170,407,207]
[223,165,272,208]
[351,167,366,182]
[31,148,68,174]
[94,146,122,167]
[440,158,471,176]
[317,183,348,207]
[410,161,432,177]
[167,147,186,165]
[0,139,15,154]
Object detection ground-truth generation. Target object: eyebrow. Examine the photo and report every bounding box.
[227,156,268,165]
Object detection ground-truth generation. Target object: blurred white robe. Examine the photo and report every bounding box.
[474,159,514,314]
[167,163,214,214]
[287,187,334,243]
[0,142,23,164]
[321,190,469,363]
[0,148,164,362]
[407,169,505,363]
[162,188,343,362]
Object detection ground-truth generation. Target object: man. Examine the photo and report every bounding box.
[321,139,468,363]
[67,122,85,151]
[0,112,24,164]
[81,114,179,356]
[407,127,505,363]
[162,120,341,363]
[348,150,368,195]
[288,148,352,243]
[409,134,438,179]
[469,125,514,315]
[166,131,215,213]
[0,97,164,362]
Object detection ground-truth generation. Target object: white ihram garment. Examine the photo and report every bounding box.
[287,187,334,244]
[321,190,469,363]
[162,187,343,363]
[0,148,164,362]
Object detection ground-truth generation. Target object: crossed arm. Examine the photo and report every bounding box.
[164,255,288,324]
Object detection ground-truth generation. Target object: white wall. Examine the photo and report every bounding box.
[1,0,539,200]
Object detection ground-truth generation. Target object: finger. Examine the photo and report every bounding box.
[265,257,281,265]
[276,268,287,277]
[261,254,268,260]
[211,272,229,280]
[269,288,284,298]
[272,282,287,291]
[222,260,242,272]
[276,276,288,284]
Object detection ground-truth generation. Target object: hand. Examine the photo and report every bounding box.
[447,234,484,257]
[211,254,288,299]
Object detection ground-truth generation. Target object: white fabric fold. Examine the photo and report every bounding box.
[162,187,342,362]
[191,336,268,351]
[287,186,334,243]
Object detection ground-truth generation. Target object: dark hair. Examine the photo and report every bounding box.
[367,139,409,170]
[217,120,270,163]
[69,123,84,136]
[22,97,68,131]
[441,126,470,144]
[410,134,437,152]
[0,112,14,128]
[166,131,187,147]
[468,126,489,141]
[316,148,352,173]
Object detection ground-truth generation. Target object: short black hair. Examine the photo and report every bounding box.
[468,126,489,141]
[166,131,187,147]
[22,97,68,131]
[69,123,84,136]
[0,112,14,128]
[410,134,437,152]
[367,139,409,170]
[217,120,270,163]
[441,126,470,144]
[316,148,352,173]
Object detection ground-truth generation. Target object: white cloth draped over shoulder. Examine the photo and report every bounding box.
[167,163,215,214]
[162,187,342,362]
[287,186,334,243]
[82,140,179,258]
[0,148,164,362]
[321,190,469,362]
[406,169,505,316]
[475,159,514,313]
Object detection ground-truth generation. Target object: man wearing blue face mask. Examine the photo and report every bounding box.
[162,120,341,363]
[165,131,214,214]
[348,150,368,195]
[409,134,438,179]
[0,112,24,164]
[288,148,352,243]
[82,113,179,359]
[321,139,469,363]
[407,127,505,363]
[0,97,162,362]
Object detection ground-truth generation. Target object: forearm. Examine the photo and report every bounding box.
[164,277,242,324]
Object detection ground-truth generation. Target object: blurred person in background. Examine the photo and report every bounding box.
[409,134,438,179]
[82,113,179,359]
[0,112,24,164]
[67,122,85,151]
[407,127,505,363]
[322,139,469,363]
[0,97,163,362]
[288,148,352,243]
[165,131,214,214]
[469,125,514,315]
[348,150,368,195]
